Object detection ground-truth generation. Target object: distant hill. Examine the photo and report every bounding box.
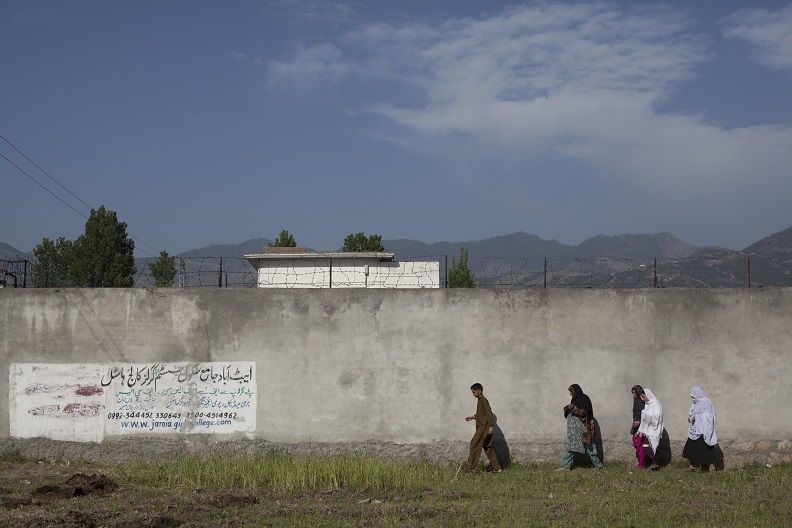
[0,232,702,266]
[670,225,792,288]
[573,233,697,259]
[743,226,792,258]
[0,242,30,261]
[126,232,701,288]
[4,227,792,288]
[383,232,701,288]
[383,232,698,260]
[597,226,792,288]
[382,233,568,260]
[177,238,274,259]
[634,245,792,288]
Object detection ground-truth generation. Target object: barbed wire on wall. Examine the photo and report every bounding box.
[133,256,259,288]
[3,253,792,289]
[545,257,657,288]
[0,259,28,288]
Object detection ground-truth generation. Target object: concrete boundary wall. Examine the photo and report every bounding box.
[1,288,790,465]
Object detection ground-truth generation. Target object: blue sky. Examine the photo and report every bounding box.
[2,0,791,257]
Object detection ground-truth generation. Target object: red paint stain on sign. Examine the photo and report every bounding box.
[75,385,104,397]
[63,402,102,417]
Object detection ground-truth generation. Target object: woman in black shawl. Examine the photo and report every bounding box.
[557,384,603,471]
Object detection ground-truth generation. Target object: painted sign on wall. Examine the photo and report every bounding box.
[9,364,106,442]
[9,362,256,442]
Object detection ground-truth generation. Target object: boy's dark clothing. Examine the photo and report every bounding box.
[466,395,501,471]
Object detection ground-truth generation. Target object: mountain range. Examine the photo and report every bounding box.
[2,226,791,288]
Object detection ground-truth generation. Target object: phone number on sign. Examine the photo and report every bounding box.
[106,412,239,420]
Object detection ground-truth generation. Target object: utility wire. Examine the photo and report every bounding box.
[1,151,89,221]
[1,132,161,256]
[1,132,93,211]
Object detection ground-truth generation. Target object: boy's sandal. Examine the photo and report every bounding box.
[492,469,503,474]
[686,466,699,472]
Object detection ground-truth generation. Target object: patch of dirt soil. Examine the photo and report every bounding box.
[0,496,35,510]
[33,473,118,499]
[22,508,115,528]
[116,515,183,528]
[0,464,267,527]
[0,468,121,527]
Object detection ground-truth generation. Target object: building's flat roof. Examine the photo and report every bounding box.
[245,252,394,261]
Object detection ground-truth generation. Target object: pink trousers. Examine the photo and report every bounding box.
[633,434,648,468]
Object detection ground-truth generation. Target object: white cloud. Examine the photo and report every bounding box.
[721,4,792,71]
[264,2,792,203]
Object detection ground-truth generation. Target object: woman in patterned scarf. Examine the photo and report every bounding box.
[683,386,725,471]
[556,384,603,471]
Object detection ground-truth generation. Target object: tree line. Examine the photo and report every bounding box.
[267,229,385,253]
[30,218,476,288]
[31,206,176,288]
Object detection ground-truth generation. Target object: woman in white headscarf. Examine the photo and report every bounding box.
[637,388,664,470]
[630,385,648,468]
[683,387,725,471]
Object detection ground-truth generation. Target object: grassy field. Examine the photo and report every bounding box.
[0,451,789,527]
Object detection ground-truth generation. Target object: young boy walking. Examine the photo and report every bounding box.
[465,383,502,473]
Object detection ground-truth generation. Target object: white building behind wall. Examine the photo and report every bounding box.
[244,248,440,288]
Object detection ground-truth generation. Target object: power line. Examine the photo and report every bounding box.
[0,151,89,221]
[1,132,94,211]
[1,132,161,256]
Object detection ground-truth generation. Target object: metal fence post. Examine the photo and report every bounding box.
[748,256,751,288]
[653,257,657,288]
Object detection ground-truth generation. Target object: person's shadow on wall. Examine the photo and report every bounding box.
[655,428,672,467]
[491,414,511,469]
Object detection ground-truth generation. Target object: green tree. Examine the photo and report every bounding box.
[32,206,136,288]
[31,236,75,287]
[268,229,296,247]
[342,232,386,252]
[71,206,136,287]
[448,246,476,288]
[148,250,177,288]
